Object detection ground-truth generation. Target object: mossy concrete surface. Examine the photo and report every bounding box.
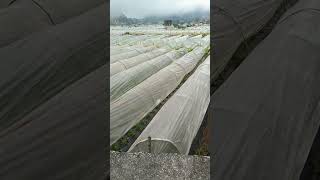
[110,151,210,180]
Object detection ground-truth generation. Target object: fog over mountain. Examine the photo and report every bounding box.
[111,0,209,19]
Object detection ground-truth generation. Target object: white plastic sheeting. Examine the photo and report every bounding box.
[110,45,208,145]
[110,46,156,63]
[110,48,188,102]
[110,48,170,76]
[110,25,210,36]
[129,56,210,154]
[110,35,178,56]
[110,44,155,56]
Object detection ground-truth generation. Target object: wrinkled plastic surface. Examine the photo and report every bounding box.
[0,65,107,180]
[110,48,188,102]
[110,48,170,76]
[210,0,320,179]
[129,56,210,154]
[0,5,107,132]
[32,0,105,24]
[110,46,156,63]
[0,0,13,9]
[110,45,208,145]
[212,0,283,80]
[0,0,104,48]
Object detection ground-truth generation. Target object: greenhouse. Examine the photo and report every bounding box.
[211,0,284,80]
[110,48,188,101]
[210,0,320,179]
[129,56,210,154]
[110,45,209,145]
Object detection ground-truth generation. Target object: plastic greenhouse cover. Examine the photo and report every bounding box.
[110,35,146,46]
[27,0,105,24]
[210,0,320,179]
[110,48,170,76]
[110,35,134,45]
[0,4,106,132]
[0,65,107,180]
[110,48,188,102]
[110,25,210,36]
[110,35,198,74]
[0,0,11,9]
[120,35,168,47]
[110,46,156,64]
[110,45,209,145]
[112,34,182,49]
[110,35,133,45]
[129,56,210,154]
[111,35,164,47]
[110,35,171,55]
[212,0,284,81]
[112,35,153,46]
[110,44,156,56]
[0,0,103,48]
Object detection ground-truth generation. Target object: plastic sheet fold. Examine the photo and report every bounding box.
[110,45,208,145]
[110,46,156,64]
[110,48,188,102]
[212,0,284,80]
[129,56,210,154]
[210,0,320,179]
[0,0,104,48]
[0,4,107,132]
[0,65,107,180]
[110,48,170,76]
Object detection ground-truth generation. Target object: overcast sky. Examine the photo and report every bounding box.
[111,0,210,18]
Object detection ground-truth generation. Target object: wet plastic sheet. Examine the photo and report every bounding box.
[0,65,107,180]
[0,4,107,132]
[210,0,320,179]
[110,45,208,145]
[129,56,210,154]
[212,0,283,80]
[110,48,188,102]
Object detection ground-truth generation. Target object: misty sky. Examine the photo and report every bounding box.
[111,0,210,18]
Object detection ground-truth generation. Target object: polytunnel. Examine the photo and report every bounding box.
[121,34,168,47]
[110,44,157,56]
[0,65,107,180]
[110,48,170,76]
[0,4,106,132]
[113,35,153,46]
[110,35,196,76]
[0,1,107,179]
[129,56,210,154]
[110,35,135,45]
[110,48,188,102]
[210,0,320,179]
[110,46,156,63]
[110,45,209,145]
[0,0,104,48]
[212,0,284,80]
[0,0,11,9]
[110,34,174,56]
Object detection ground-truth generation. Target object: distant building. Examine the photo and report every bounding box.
[164,20,172,26]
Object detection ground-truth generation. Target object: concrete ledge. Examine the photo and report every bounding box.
[110,151,210,180]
